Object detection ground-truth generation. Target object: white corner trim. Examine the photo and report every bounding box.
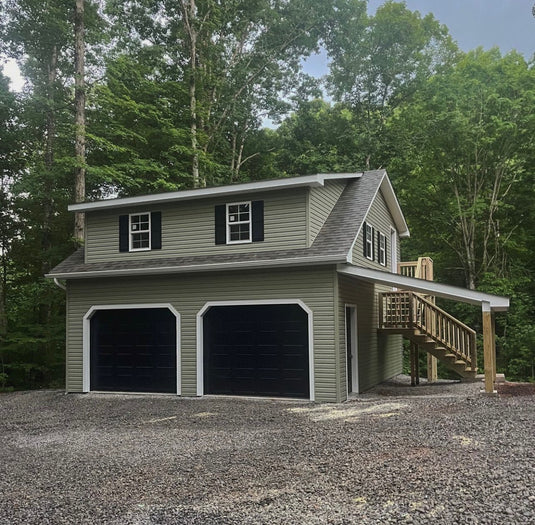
[82,303,181,395]
[68,173,363,212]
[344,304,359,396]
[196,299,315,401]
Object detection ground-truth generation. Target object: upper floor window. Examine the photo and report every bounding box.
[130,213,151,251]
[119,211,162,253]
[378,232,386,266]
[215,200,264,245]
[365,223,374,260]
[227,202,251,243]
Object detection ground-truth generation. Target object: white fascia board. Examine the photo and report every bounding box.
[337,264,510,311]
[45,254,346,280]
[379,175,410,238]
[68,173,363,212]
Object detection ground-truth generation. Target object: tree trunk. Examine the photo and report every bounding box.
[42,44,58,274]
[182,0,202,188]
[74,0,86,243]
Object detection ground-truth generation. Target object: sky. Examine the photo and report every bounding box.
[303,0,535,77]
[2,0,535,90]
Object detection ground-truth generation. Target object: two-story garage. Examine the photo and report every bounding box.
[47,170,509,401]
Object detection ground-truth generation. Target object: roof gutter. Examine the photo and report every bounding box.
[53,277,66,291]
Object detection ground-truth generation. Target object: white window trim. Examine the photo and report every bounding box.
[129,212,151,252]
[82,304,181,395]
[196,299,315,401]
[365,223,374,260]
[379,232,387,266]
[226,201,252,245]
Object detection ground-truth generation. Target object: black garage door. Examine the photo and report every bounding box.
[90,308,177,393]
[203,304,309,398]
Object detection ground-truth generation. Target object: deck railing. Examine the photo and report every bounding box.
[380,291,477,371]
[398,257,434,281]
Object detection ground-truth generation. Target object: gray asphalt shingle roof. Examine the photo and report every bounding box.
[48,170,387,279]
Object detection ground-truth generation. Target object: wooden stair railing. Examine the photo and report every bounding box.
[380,291,477,377]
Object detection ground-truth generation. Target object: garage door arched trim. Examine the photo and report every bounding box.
[196,299,314,401]
[82,304,181,394]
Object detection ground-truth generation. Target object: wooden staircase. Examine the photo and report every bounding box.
[379,259,478,380]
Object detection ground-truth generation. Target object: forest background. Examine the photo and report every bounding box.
[0,0,534,390]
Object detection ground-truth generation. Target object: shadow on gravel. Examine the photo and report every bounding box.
[362,374,481,398]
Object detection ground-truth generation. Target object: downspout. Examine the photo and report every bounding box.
[53,278,66,291]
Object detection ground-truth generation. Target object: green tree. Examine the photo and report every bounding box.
[105,0,335,188]
[391,49,534,290]
[325,0,458,169]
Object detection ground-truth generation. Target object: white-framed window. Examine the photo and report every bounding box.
[226,202,251,243]
[379,232,386,266]
[365,223,374,260]
[129,212,151,251]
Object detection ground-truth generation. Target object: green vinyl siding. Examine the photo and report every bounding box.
[338,274,403,395]
[352,188,399,269]
[85,188,307,263]
[308,180,346,245]
[66,266,340,402]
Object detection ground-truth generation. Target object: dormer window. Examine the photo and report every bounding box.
[119,212,162,252]
[227,202,251,243]
[215,201,264,245]
[130,213,151,251]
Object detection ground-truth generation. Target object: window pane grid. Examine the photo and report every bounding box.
[379,233,386,265]
[130,213,151,250]
[227,202,251,243]
[365,224,373,259]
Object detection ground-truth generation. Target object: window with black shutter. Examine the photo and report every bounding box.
[119,211,162,252]
[215,200,264,245]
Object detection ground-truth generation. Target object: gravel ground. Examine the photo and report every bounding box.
[1,376,534,525]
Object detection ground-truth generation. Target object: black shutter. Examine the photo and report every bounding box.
[384,235,388,266]
[252,200,264,242]
[119,215,129,252]
[215,204,226,245]
[151,211,162,249]
[363,221,367,257]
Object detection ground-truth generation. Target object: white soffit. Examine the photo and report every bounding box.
[68,173,363,212]
[337,264,510,311]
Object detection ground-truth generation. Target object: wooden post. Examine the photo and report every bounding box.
[410,342,417,386]
[491,311,496,382]
[415,346,420,385]
[427,354,437,383]
[482,302,496,394]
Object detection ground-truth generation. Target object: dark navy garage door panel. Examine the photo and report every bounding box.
[203,304,309,398]
[90,308,176,393]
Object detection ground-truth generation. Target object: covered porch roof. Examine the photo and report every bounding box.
[337,264,509,312]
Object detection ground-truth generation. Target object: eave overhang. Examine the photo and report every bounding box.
[337,264,510,312]
[45,254,347,280]
[68,173,362,212]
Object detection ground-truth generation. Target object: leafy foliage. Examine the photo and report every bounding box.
[0,0,534,389]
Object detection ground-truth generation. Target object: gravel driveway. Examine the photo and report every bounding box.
[1,377,534,524]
